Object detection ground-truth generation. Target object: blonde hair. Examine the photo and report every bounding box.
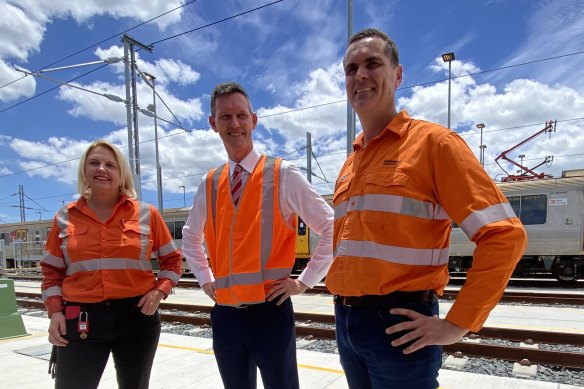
[77,139,136,199]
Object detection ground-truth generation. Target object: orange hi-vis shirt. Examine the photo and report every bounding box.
[326,110,527,332]
[41,196,182,317]
[204,155,297,306]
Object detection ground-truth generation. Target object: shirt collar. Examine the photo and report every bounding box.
[74,194,131,211]
[229,147,260,175]
[353,110,411,151]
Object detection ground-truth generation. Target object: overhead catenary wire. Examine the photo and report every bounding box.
[0,0,200,92]
[0,1,284,115]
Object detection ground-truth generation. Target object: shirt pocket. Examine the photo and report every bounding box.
[58,225,90,259]
[359,171,410,225]
[122,221,153,255]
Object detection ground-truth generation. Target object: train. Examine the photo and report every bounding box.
[1,169,582,281]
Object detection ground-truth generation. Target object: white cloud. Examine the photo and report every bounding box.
[56,78,203,126]
[490,0,584,91]
[93,46,201,86]
[0,61,37,101]
[258,62,346,147]
[0,1,188,102]
[11,0,186,30]
[0,2,45,61]
[399,59,584,179]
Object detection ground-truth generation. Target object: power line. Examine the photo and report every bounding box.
[0,1,283,115]
[0,0,199,91]
[150,0,284,45]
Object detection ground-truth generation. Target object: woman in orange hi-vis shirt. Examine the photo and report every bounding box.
[40,139,182,389]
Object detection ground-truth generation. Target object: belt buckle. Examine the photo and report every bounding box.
[235,304,249,309]
[335,295,351,307]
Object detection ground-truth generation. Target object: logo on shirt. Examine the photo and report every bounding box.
[383,160,400,166]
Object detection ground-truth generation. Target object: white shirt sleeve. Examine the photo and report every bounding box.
[181,176,215,285]
[280,162,334,288]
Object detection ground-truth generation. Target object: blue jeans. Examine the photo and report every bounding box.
[335,300,442,389]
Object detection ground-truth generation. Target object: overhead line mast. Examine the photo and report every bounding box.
[122,34,153,200]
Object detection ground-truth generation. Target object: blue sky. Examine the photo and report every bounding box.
[1,0,584,223]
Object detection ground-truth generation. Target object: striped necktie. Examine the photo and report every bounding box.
[231,164,243,206]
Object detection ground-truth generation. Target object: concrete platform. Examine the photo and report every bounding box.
[2,315,581,389]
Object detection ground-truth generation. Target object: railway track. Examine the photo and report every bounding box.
[9,274,584,305]
[16,293,584,370]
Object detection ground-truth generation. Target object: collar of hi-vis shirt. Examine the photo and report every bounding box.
[72,194,133,220]
[228,147,261,176]
[353,109,412,151]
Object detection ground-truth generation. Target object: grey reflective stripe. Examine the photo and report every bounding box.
[66,258,153,275]
[42,286,62,301]
[210,165,225,230]
[335,194,449,221]
[335,239,449,266]
[459,202,517,239]
[40,254,66,268]
[56,207,70,266]
[158,270,181,283]
[138,202,151,261]
[334,200,348,220]
[157,240,178,257]
[260,157,275,268]
[215,267,291,288]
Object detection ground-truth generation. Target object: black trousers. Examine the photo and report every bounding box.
[211,298,299,389]
[55,296,161,389]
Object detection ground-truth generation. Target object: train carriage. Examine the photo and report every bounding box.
[449,171,584,281]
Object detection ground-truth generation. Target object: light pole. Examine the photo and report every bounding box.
[179,185,186,208]
[519,154,525,175]
[142,72,163,215]
[476,123,486,167]
[441,52,455,129]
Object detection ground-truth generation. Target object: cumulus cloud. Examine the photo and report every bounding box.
[399,59,584,179]
[0,0,187,102]
[258,62,346,147]
[56,79,203,126]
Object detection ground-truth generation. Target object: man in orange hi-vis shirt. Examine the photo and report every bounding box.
[326,28,527,389]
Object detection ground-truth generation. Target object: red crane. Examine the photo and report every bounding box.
[495,120,556,182]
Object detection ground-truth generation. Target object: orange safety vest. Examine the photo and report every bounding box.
[204,155,297,305]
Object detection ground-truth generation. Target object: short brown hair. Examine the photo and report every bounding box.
[77,139,136,199]
[347,28,399,67]
[210,82,254,116]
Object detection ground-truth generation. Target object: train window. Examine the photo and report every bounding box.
[519,194,547,225]
[174,221,185,240]
[508,196,520,218]
[0,232,8,245]
[297,217,307,236]
[508,194,547,225]
[165,222,175,239]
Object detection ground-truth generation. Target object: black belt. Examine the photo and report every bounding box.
[334,290,437,308]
